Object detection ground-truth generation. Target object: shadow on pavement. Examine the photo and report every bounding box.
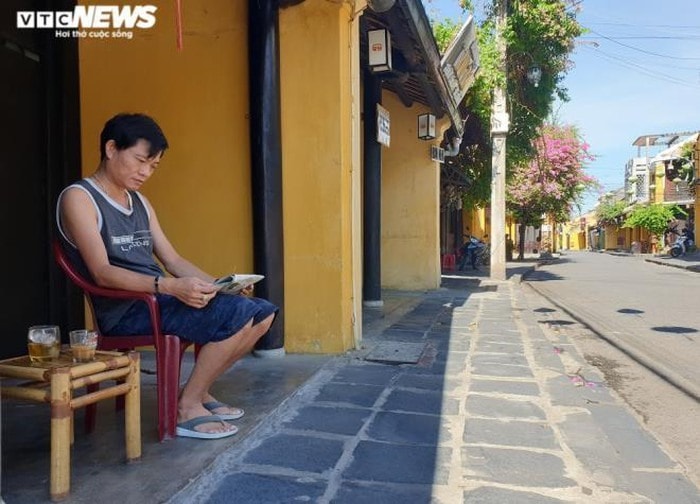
[522,269,564,282]
[651,326,698,334]
[618,308,645,314]
[1,351,330,503]
[538,319,575,326]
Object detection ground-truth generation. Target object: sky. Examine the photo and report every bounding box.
[423,0,700,214]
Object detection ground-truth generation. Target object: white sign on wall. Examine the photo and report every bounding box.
[376,104,390,147]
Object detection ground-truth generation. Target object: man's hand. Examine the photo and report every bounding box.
[238,285,254,297]
[162,277,217,308]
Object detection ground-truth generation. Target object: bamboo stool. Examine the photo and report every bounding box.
[0,350,141,501]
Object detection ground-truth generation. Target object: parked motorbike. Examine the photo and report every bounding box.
[670,234,695,258]
[458,235,488,270]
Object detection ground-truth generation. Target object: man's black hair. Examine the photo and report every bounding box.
[100,113,169,160]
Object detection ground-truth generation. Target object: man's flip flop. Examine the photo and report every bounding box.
[203,401,245,420]
[176,415,238,439]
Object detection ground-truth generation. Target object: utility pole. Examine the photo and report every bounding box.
[489,0,508,281]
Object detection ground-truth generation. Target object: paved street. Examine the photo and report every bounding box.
[525,251,700,400]
[168,274,700,504]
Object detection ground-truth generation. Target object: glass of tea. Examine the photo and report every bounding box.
[69,329,98,362]
[27,325,61,363]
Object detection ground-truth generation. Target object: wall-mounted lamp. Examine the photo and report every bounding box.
[417,113,436,140]
[526,65,542,87]
[649,183,656,189]
[627,175,638,182]
[368,29,392,72]
[367,0,396,12]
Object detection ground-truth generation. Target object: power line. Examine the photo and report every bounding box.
[581,36,700,40]
[587,29,700,60]
[587,21,700,30]
[583,46,700,89]
[582,45,700,74]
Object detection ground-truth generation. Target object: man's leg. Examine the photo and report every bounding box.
[201,314,275,409]
[177,319,264,434]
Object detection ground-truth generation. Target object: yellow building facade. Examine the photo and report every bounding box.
[72,0,467,354]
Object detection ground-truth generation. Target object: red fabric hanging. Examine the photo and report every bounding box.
[175,0,183,51]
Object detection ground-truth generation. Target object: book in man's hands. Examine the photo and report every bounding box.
[214,274,264,295]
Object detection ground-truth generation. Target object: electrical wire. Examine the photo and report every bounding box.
[580,44,700,73]
[586,21,700,30]
[581,36,700,40]
[582,45,700,89]
[587,29,700,60]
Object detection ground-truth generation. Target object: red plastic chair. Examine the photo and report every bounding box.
[441,253,456,271]
[52,239,189,441]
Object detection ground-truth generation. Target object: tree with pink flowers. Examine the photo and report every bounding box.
[507,124,597,259]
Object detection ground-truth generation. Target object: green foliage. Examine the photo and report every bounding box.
[676,143,695,185]
[623,204,687,238]
[431,17,462,53]
[430,1,585,210]
[595,200,627,227]
[459,0,474,11]
[458,144,492,208]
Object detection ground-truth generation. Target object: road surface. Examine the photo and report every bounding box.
[525,251,700,398]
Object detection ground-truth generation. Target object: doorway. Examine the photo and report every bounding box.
[0,0,82,358]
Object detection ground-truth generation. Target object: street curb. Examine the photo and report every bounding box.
[523,273,700,403]
[644,258,700,273]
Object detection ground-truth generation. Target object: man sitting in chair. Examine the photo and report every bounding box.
[57,113,278,439]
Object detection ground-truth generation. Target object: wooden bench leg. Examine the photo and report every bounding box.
[50,368,72,501]
[124,352,142,461]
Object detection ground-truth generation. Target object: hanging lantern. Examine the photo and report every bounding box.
[526,65,542,87]
[417,113,436,140]
[368,29,392,72]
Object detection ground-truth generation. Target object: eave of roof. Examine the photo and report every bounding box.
[361,0,475,136]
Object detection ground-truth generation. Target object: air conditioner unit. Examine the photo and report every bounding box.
[431,146,445,163]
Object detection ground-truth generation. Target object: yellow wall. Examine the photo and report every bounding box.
[652,163,665,202]
[279,0,355,353]
[562,222,584,250]
[380,93,441,290]
[79,1,252,276]
[463,207,488,238]
[604,225,621,249]
[80,0,359,354]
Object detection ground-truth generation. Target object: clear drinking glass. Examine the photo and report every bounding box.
[27,325,61,363]
[69,329,98,362]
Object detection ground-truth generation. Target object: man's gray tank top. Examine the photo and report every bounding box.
[56,178,164,333]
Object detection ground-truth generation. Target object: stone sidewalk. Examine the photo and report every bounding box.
[644,250,700,272]
[169,277,700,504]
[602,249,700,272]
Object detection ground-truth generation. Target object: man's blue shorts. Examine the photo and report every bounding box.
[105,294,278,345]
